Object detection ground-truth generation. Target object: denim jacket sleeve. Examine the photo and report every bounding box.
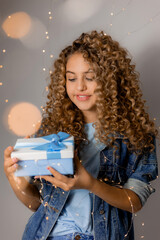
[123,137,158,206]
[123,178,155,206]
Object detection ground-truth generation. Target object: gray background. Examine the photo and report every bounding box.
[0,0,160,239]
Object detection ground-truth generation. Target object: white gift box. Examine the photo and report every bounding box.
[11,132,74,176]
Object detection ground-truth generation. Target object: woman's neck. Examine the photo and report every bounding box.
[82,110,98,123]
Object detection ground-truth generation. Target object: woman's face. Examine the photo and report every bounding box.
[66,53,98,123]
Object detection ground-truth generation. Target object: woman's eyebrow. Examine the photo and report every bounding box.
[66,69,94,74]
[66,70,75,74]
[85,68,94,73]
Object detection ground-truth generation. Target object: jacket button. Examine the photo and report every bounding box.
[75,235,81,240]
[99,209,105,214]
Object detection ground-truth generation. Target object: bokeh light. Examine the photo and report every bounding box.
[61,0,104,23]
[19,17,47,49]
[2,12,31,39]
[7,102,42,136]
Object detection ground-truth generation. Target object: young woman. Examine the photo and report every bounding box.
[4,30,158,240]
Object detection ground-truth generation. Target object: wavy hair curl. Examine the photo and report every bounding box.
[39,30,158,151]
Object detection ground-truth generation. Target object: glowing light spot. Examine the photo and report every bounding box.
[50,54,54,58]
[45,31,48,35]
[142,222,144,226]
[7,102,42,136]
[48,11,51,15]
[46,216,49,220]
[62,0,104,23]
[110,12,114,16]
[49,16,53,20]
[0,82,3,86]
[5,99,8,103]
[2,12,31,39]
[45,86,48,91]
[46,35,49,39]
[43,68,46,71]
[29,204,31,208]
[2,49,6,53]
[20,17,47,49]
[42,49,45,53]
[0,65,3,68]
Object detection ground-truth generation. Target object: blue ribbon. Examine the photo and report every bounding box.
[32,132,70,152]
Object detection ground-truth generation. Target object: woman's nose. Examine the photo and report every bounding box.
[76,78,87,91]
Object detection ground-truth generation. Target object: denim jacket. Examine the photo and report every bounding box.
[22,137,157,240]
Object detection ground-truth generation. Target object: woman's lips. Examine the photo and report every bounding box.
[76,95,91,101]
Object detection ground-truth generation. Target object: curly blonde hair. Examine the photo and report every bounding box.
[39,30,158,151]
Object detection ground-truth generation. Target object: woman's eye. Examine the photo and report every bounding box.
[86,77,93,81]
[68,78,76,82]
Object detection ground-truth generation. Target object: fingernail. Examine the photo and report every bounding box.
[47,166,50,170]
[12,158,17,163]
[14,164,18,168]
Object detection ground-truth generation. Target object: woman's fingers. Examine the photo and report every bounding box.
[36,175,62,188]
[7,163,19,174]
[47,166,68,180]
[35,167,75,191]
[4,146,19,176]
[4,146,14,159]
[36,166,68,183]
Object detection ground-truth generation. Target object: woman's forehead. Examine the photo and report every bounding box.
[66,53,93,71]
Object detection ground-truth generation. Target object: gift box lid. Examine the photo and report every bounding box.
[11,132,74,160]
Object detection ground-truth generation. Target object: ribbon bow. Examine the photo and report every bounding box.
[32,132,70,152]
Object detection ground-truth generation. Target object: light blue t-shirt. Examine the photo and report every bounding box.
[49,123,105,236]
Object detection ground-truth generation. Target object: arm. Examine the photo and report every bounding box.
[36,154,142,213]
[4,146,41,212]
[89,177,142,213]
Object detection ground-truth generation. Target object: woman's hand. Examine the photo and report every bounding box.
[4,135,30,180]
[35,152,94,192]
[4,146,19,180]
[4,140,41,211]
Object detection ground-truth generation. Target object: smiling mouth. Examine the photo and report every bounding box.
[76,95,91,101]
